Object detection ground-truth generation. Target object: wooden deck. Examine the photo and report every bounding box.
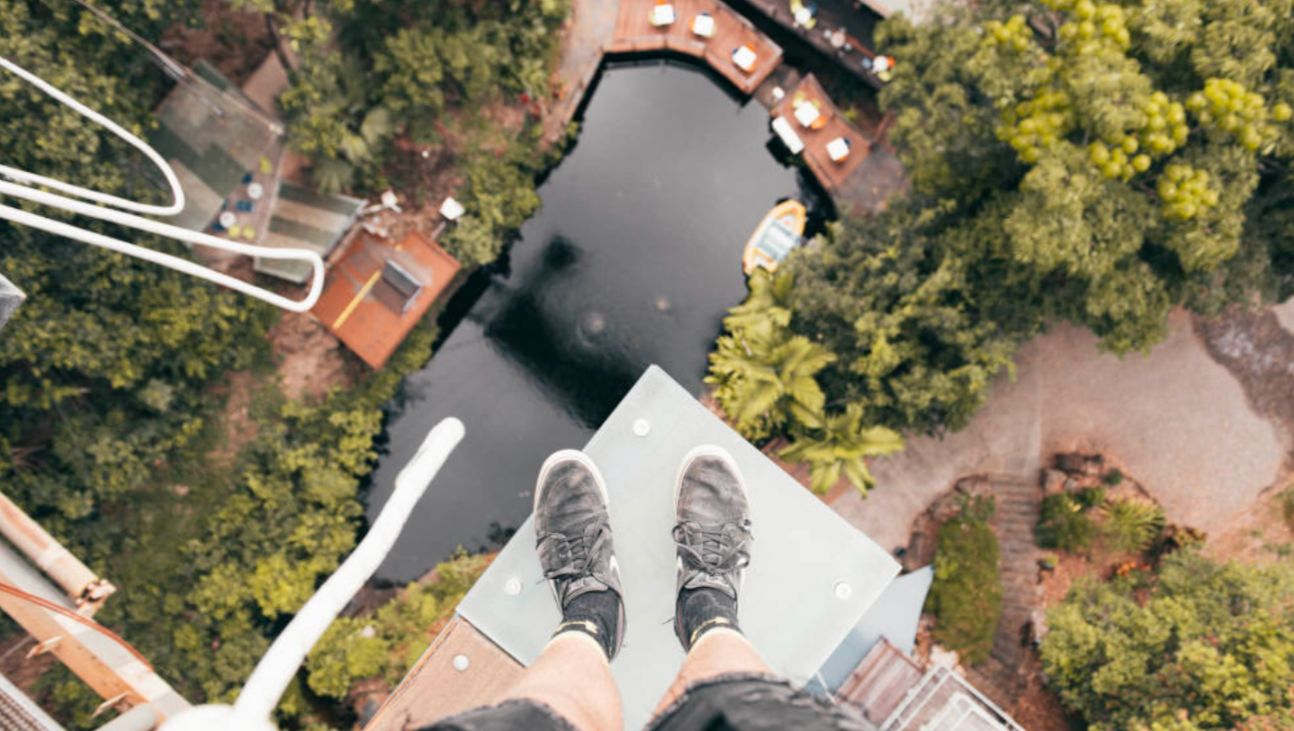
[609,0,783,96]
[769,73,869,191]
[364,616,523,730]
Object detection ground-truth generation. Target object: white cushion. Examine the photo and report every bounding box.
[732,45,757,72]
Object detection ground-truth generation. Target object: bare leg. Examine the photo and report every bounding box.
[652,628,771,715]
[500,631,622,731]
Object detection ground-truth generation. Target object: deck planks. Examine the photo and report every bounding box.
[364,616,524,730]
[768,73,870,191]
[609,0,783,95]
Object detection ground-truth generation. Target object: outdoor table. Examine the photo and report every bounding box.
[650,3,675,27]
[732,45,757,72]
[827,137,852,162]
[794,100,821,128]
[218,211,236,229]
[691,13,715,38]
[247,182,264,200]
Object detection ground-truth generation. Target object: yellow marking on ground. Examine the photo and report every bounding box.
[333,270,382,329]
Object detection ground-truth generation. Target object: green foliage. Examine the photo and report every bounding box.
[783,206,1022,434]
[778,405,904,495]
[706,269,835,440]
[1100,497,1165,553]
[1037,493,1098,552]
[279,0,569,203]
[927,497,1001,665]
[1102,469,1124,486]
[1041,552,1294,730]
[305,552,490,700]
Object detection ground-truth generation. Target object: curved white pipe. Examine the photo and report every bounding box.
[0,203,324,313]
[229,417,466,724]
[0,56,185,217]
[0,55,327,313]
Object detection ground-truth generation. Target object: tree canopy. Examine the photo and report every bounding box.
[1041,552,1294,730]
[709,0,1294,450]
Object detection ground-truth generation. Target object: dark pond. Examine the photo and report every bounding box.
[365,61,820,583]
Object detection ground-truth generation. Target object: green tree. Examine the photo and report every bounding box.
[779,405,903,494]
[705,270,835,440]
[1041,552,1294,730]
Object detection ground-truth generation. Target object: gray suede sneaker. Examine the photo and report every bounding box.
[534,449,625,659]
[672,445,753,650]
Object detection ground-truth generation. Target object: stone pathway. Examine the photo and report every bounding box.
[985,475,1042,678]
[834,305,1294,553]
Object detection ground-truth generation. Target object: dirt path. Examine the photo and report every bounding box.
[834,305,1293,552]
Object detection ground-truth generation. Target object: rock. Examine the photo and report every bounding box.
[1041,469,1067,494]
[1055,452,1105,476]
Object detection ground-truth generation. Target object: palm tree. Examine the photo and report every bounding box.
[780,404,904,495]
[706,268,836,440]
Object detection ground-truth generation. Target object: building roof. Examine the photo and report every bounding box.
[838,639,924,726]
[311,231,460,369]
[817,566,934,690]
[253,181,364,284]
[150,61,363,283]
[150,61,281,232]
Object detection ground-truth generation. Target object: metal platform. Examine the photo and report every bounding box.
[451,365,899,729]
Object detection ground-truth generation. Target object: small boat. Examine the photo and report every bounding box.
[742,199,806,274]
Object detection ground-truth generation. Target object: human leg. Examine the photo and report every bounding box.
[422,451,625,731]
[647,446,867,731]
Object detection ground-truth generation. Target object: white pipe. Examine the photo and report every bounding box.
[0,56,185,217]
[0,55,325,312]
[229,417,466,724]
[0,203,324,313]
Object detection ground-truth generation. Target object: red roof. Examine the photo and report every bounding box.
[312,230,460,369]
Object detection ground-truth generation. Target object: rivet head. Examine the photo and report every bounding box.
[632,419,651,437]
[834,581,852,600]
[504,577,522,595]
[453,654,470,671]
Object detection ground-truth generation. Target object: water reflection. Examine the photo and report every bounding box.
[365,63,817,582]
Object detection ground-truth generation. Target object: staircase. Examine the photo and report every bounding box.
[985,474,1044,696]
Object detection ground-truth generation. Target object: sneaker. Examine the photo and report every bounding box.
[533,449,625,659]
[672,445,753,651]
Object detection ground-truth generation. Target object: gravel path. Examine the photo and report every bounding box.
[834,307,1292,552]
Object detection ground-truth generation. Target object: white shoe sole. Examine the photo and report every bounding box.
[673,445,749,591]
[533,449,619,606]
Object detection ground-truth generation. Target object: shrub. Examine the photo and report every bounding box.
[1101,469,1124,487]
[1281,486,1294,532]
[1041,552,1294,730]
[1100,497,1165,553]
[927,497,1001,665]
[1036,493,1096,553]
[1074,485,1106,509]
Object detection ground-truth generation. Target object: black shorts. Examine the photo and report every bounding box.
[422,673,869,731]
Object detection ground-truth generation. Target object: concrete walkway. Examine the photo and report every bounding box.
[835,306,1294,552]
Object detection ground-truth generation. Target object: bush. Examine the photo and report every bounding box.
[1100,497,1164,553]
[1074,486,1106,509]
[1281,486,1294,532]
[927,497,1001,665]
[1101,469,1124,487]
[1041,552,1294,730]
[1036,493,1097,553]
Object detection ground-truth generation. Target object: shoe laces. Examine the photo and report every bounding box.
[673,521,751,575]
[543,521,610,580]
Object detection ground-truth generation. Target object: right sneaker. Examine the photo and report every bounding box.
[672,445,753,651]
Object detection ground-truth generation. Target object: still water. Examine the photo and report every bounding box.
[365,62,816,582]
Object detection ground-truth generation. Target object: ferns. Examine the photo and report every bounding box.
[1101,497,1165,553]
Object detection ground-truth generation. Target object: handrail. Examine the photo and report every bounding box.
[0,55,325,312]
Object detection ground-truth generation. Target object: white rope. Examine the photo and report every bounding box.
[0,55,326,312]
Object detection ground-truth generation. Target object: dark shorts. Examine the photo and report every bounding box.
[422,673,869,731]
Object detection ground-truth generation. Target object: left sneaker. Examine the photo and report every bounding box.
[533,449,625,659]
